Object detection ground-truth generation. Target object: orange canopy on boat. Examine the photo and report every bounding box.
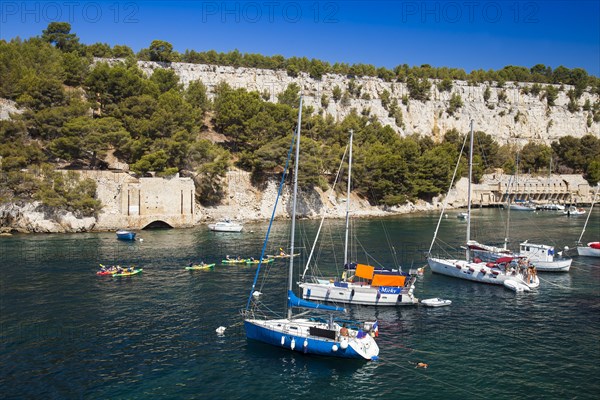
[371,274,406,287]
[355,264,374,279]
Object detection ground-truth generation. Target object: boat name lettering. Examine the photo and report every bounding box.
[378,287,401,294]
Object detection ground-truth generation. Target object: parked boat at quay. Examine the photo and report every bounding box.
[509,199,537,211]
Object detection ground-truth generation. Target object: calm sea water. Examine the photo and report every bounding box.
[1,209,598,399]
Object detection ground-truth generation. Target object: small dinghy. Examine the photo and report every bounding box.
[503,279,530,292]
[421,298,452,307]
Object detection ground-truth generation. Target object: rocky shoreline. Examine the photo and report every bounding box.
[0,189,443,235]
[1,171,595,235]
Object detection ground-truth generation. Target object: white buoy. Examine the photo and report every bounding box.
[216,326,226,335]
[281,336,285,346]
[303,339,308,348]
[331,344,339,352]
[290,338,296,350]
[340,339,348,350]
[139,238,144,242]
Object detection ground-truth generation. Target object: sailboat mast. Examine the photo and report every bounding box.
[286,96,302,319]
[578,186,598,244]
[466,120,473,260]
[343,130,353,271]
[504,185,511,250]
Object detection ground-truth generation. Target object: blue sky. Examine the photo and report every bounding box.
[1,0,599,75]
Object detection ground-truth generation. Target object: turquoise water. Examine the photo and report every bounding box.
[1,209,598,399]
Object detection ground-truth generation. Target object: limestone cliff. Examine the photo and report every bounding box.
[129,60,599,146]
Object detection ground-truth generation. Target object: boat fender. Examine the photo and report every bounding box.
[350,289,355,297]
[290,338,296,350]
[455,264,461,269]
[306,289,311,298]
[332,344,339,352]
[303,339,308,348]
[281,336,285,346]
[340,339,348,350]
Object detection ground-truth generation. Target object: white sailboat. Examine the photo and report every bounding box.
[577,187,600,257]
[427,120,540,289]
[298,130,418,306]
[243,98,380,360]
[468,162,572,272]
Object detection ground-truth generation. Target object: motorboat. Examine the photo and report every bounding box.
[116,230,136,240]
[469,240,572,272]
[564,206,586,216]
[421,298,452,307]
[504,280,530,292]
[208,219,243,232]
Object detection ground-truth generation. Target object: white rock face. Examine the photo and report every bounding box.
[124,59,600,146]
[0,98,22,120]
[197,168,444,223]
[0,202,96,233]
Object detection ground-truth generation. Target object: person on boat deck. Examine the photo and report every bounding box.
[340,324,349,337]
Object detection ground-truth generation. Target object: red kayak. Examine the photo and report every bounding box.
[96,270,116,276]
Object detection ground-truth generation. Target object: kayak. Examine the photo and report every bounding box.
[97,264,118,275]
[245,258,274,265]
[96,270,117,276]
[221,258,248,264]
[267,253,300,259]
[185,263,215,270]
[113,268,143,277]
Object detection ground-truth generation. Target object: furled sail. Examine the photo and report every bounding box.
[287,291,345,312]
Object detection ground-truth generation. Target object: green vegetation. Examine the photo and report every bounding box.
[1,23,599,216]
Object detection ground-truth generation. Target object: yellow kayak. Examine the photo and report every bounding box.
[245,258,274,264]
[267,253,300,259]
[113,268,143,277]
[221,258,248,264]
